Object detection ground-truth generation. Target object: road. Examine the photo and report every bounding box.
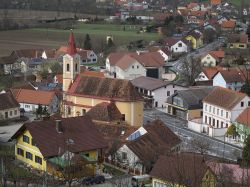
[169,39,224,72]
[144,109,242,161]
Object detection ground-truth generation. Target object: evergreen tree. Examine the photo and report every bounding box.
[83,34,92,50]
[243,135,250,166]
[42,106,50,117]
[36,104,43,118]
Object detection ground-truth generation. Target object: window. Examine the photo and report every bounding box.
[82,109,86,116]
[221,122,224,128]
[137,65,139,69]
[241,102,244,107]
[14,110,17,115]
[67,107,71,115]
[205,104,207,111]
[132,65,134,69]
[167,91,170,96]
[75,63,78,71]
[213,107,215,114]
[17,148,24,156]
[209,117,211,125]
[248,101,250,106]
[26,152,33,160]
[122,152,127,160]
[178,42,182,47]
[209,106,211,112]
[23,135,30,144]
[205,116,207,123]
[25,105,30,108]
[66,64,70,71]
[221,110,223,117]
[200,111,203,116]
[217,109,219,115]
[121,114,125,121]
[226,112,228,118]
[173,85,175,88]
[217,120,219,127]
[9,111,13,116]
[226,123,228,128]
[239,44,245,48]
[35,156,42,165]
[31,138,36,146]
[213,119,215,126]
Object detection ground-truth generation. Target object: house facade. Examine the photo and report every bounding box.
[228,34,248,49]
[185,29,203,49]
[0,92,20,121]
[10,116,107,176]
[201,50,225,67]
[131,76,187,108]
[62,32,144,127]
[164,38,188,53]
[202,87,250,137]
[235,107,250,143]
[166,87,214,120]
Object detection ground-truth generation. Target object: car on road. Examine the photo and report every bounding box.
[82,175,105,185]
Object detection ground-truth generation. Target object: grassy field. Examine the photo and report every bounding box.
[228,0,250,7]
[0,23,161,57]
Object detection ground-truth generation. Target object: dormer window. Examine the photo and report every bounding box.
[67,64,70,71]
[75,63,78,71]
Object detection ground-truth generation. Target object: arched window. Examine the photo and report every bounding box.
[66,64,70,71]
[75,63,78,71]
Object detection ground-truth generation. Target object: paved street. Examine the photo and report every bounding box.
[144,109,242,161]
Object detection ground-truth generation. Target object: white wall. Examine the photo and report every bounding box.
[188,119,203,133]
[195,72,209,81]
[201,54,216,67]
[0,107,20,120]
[231,96,250,121]
[171,41,187,53]
[213,73,227,88]
[116,62,146,80]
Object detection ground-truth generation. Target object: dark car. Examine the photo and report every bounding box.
[82,175,105,185]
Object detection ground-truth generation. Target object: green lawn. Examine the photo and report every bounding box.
[31,23,161,43]
[228,0,250,7]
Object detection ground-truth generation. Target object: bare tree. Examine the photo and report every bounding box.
[190,139,211,155]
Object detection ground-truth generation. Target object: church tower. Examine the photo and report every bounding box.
[63,31,81,92]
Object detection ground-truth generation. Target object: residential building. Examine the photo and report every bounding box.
[203,87,250,137]
[0,92,20,121]
[0,55,20,74]
[106,51,165,80]
[228,34,248,49]
[185,29,203,49]
[12,89,59,113]
[201,50,225,67]
[150,153,216,187]
[62,32,144,126]
[212,68,248,91]
[163,38,188,53]
[221,20,236,31]
[235,107,250,143]
[10,116,107,176]
[115,120,181,174]
[211,0,221,6]
[195,66,222,82]
[131,76,187,108]
[166,87,214,120]
[56,46,98,65]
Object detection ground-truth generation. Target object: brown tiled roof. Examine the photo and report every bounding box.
[86,102,122,122]
[0,55,18,65]
[221,20,236,29]
[209,50,225,59]
[126,120,181,164]
[228,34,248,44]
[211,0,221,5]
[203,66,222,80]
[131,76,170,91]
[14,89,56,105]
[11,83,36,90]
[164,38,179,46]
[68,75,143,102]
[11,49,44,58]
[203,87,246,109]
[107,52,127,66]
[236,107,250,126]
[56,46,94,59]
[0,92,19,110]
[81,70,105,78]
[11,116,108,158]
[150,153,209,186]
[114,55,137,70]
[190,10,207,17]
[216,68,247,83]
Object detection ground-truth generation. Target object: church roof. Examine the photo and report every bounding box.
[67,32,77,56]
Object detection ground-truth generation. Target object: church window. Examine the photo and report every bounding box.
[67,64,70,71]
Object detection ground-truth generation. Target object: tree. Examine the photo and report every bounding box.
[247,24,250,40]
[225,124,238,139]
[42,106,50,118]
[190,139,211,155]
[241,83,250,96]
[242,135,250,166]
[84,34,92,50]
[49,61,62,75]
[36,104,43,119]
[203,28,217,44]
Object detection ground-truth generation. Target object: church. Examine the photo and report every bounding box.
[62,32,144,126]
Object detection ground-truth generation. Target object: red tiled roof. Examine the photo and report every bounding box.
[0,92,19,110]
[211,0,221,5]
[216,68,248,83]
[81,70,105,78]
[203,87,246,110]
[209,50,225,59]
[190,10,207,17]
[67,32,77,56]
[11,116,108,158]
[228,34,248,44]
[55,74,63,84]
[202,66,222,80]
[221,20,236,29]
[236,107,250,126]
[150,153,209,186]
[14,89,56,105]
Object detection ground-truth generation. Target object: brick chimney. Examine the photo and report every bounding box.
[56,120,63,133]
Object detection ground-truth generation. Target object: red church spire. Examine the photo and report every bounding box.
[67,31,77,56]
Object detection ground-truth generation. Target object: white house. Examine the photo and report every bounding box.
[201,50,225,67]
[78,49,98,64]
[202,87,250,137]
[131,76,187,108]
[164,38,188,53]
[213,68,246,91]
[106,51,165,80]
[13,89,59,113]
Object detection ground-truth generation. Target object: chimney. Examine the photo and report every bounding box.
[56,120,63,133]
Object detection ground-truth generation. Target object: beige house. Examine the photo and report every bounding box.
[0,92,20,121]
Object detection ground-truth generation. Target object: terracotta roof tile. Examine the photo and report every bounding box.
[203,66,223,80]
[14,89,56,105]
[209,50,225,59]
[68,76,142,102]
[81,70,105,78]
[150,153,209,186]
[0,92,19,110]
[203,87,246,110]
[11,116,107,158]
[86,102,122,122]
[236,107,250,126]
[228,34,248,44]
[211,0,221,5]
[216,68,248,83]
[126,120,181,164]
[221,20,236,28]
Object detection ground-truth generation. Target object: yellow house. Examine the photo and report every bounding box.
[10,116,107,177]
[62,32,144,127]
[185,29,203,49]
[150,153,217,187]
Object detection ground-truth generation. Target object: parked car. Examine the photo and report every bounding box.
[82,175,105,185]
